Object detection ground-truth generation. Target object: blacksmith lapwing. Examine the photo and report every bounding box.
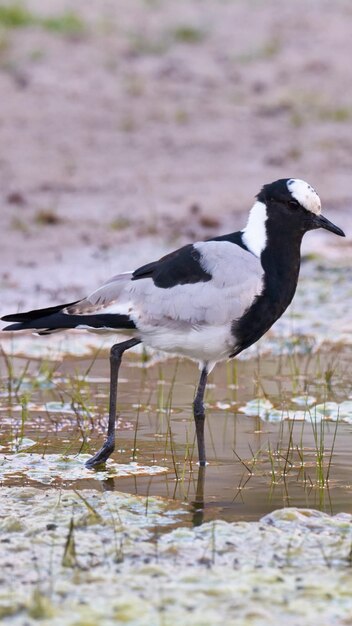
[1,179,345,468]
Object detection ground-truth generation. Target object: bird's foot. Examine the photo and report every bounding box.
[85,436,115,469]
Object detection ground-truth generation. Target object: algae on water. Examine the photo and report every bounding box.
[2,488,352,625]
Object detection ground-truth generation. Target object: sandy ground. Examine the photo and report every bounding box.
[0,0,352,314]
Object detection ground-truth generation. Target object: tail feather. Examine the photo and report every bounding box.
[1,302,136,333]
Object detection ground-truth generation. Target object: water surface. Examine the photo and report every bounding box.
[1,344,352,524]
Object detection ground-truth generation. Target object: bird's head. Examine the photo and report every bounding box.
[242,178,345,257]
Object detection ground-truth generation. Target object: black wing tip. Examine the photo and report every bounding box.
[2,322,24,331]
[1,313,21,322]
[1,300,81,325]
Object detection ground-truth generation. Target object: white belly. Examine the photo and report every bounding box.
[140,324,233,366]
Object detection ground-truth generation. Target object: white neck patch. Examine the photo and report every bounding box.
[242,201,267,257]
[287,179,321,215]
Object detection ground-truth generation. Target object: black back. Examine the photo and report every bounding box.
[132,244,212,288]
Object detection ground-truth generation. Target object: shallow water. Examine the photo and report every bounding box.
[1,343,352,524]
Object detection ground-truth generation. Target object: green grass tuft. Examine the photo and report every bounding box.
[0,3,34,28]
[171,25,206,44]
[40,12,85,36]
[318,106,352,123]
[0,3,85,36]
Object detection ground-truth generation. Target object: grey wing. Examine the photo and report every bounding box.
[68,240,264,327]
[129,241,264,328]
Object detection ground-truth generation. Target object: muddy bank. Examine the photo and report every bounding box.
[0,0,352,312]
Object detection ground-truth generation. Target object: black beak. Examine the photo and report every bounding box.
[313,214,345,237]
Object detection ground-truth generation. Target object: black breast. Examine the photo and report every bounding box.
[230,239,301,357]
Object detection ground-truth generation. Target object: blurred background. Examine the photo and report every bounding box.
[0,0,351,312]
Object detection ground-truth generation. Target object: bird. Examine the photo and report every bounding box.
[1,178,345,469]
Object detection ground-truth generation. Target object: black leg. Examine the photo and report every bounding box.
[86,338,141,469]
[192,465,206,526]
[193,365,208,467]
